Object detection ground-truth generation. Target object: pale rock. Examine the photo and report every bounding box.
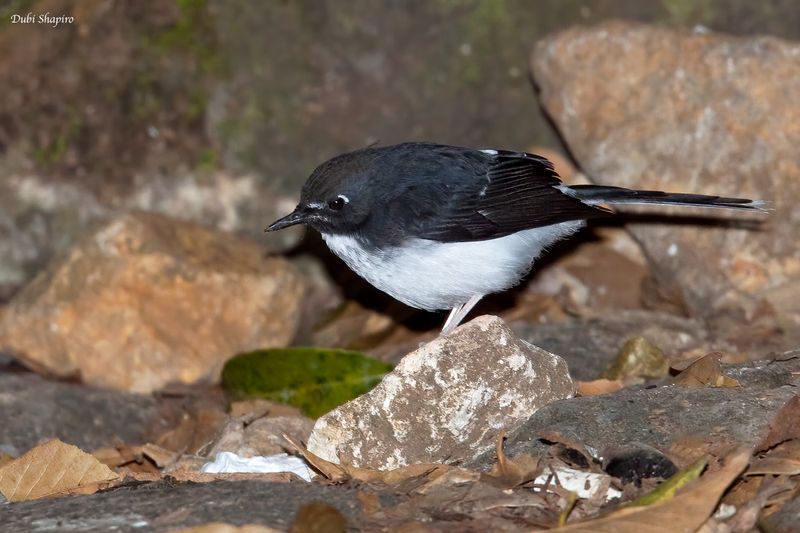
[0,212,306,392]
[307,315,574,470]
[532,21,800,350]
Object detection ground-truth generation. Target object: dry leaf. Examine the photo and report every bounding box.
[172,523,283,533]
[0,452,16,469]
[488,430,541,487]
[672,352,741,388]
[142,443,181,469]
[538,430,598,471]
[748,440,800,476]
[576,379,624,396]
[92,446,141,468]
[283,434,445,485]
[290,502,347,533]
[156,406,229,456]
[0,439,120,501]
[91,445,160,474]
[229,399,303,420]
[552,449,749,532]
[756,395,800,452]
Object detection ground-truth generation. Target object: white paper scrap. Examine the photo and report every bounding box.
[201,452,315,482]
[534,466,622,501]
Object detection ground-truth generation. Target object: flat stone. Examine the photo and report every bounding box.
[472,383,798,470]
[0,479,382,533]
[532,21,800,351]
[307,315,575,470]
[0,212,307,393]
[512,310,706,380]
[0,371,199,457]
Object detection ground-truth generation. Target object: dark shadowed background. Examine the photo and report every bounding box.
[1,0,799,297]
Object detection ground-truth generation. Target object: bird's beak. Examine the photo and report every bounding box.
[265,207,308,232]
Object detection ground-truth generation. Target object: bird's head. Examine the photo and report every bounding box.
[266,149,377,235]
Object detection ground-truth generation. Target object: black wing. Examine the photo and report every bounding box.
[412,148,611,242]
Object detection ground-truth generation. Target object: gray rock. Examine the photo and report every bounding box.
[532,22,800,351]
[0,172,287,301]
[472,383,798,470]
[0,479,381,533]
[512,310,707,380]
[307,315,574,469]
[0,212,306,393]
[0,371,198,456]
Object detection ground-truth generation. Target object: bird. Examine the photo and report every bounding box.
[267,142,765,335]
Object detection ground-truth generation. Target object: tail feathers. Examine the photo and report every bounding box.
[561,184,768,212]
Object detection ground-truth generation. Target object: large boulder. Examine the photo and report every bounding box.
[307,316,574,469]
[532,22,800,349]
[0,212,306,392]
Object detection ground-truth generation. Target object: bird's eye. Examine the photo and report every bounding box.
[328,196,346,211]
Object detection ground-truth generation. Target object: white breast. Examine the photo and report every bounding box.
[322,221,584,311]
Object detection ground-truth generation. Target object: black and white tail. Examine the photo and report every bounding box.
[561,184,767,212]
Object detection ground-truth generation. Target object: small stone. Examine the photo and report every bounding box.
[307,315,575,470]
[602,336,669,383]
[0,212,307,393]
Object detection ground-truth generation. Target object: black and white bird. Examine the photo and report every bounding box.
[267,142,764,334]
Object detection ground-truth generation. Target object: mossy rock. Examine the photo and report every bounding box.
[222,347,394,418]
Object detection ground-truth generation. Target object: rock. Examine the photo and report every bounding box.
[0,171,295,302]
[532,22,800,350]
[526,236,648,312]
[511,310,706,380]
[0,479,384,532]
[472,378,799,470]
[0,212,306,393]
[307,315,574,469]
[0,371,218,456]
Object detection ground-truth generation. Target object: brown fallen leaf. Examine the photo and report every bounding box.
[0,452,16,469]
[672,352,741,388]
[229,398,303,420]
[172,523,283,533]
[748,440,800,476]
[537,430,598,472]
[283,434,445,485]
[576,379,624,396]
[156,406,229,456]
[488,430,541,488]
[142,443,181,469]
[92,444,162,474]
[0,439,120,502]
[290,502,347,533]
[551,449,749,532]
[756,394,800,452]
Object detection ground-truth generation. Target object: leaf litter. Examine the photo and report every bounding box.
[0,439,120,502]
[4,352,800,531]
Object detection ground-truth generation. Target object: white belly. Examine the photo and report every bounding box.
[322,221,583,311]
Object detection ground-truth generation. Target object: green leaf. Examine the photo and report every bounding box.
[221,347,394,418]
[627,456,708,507]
